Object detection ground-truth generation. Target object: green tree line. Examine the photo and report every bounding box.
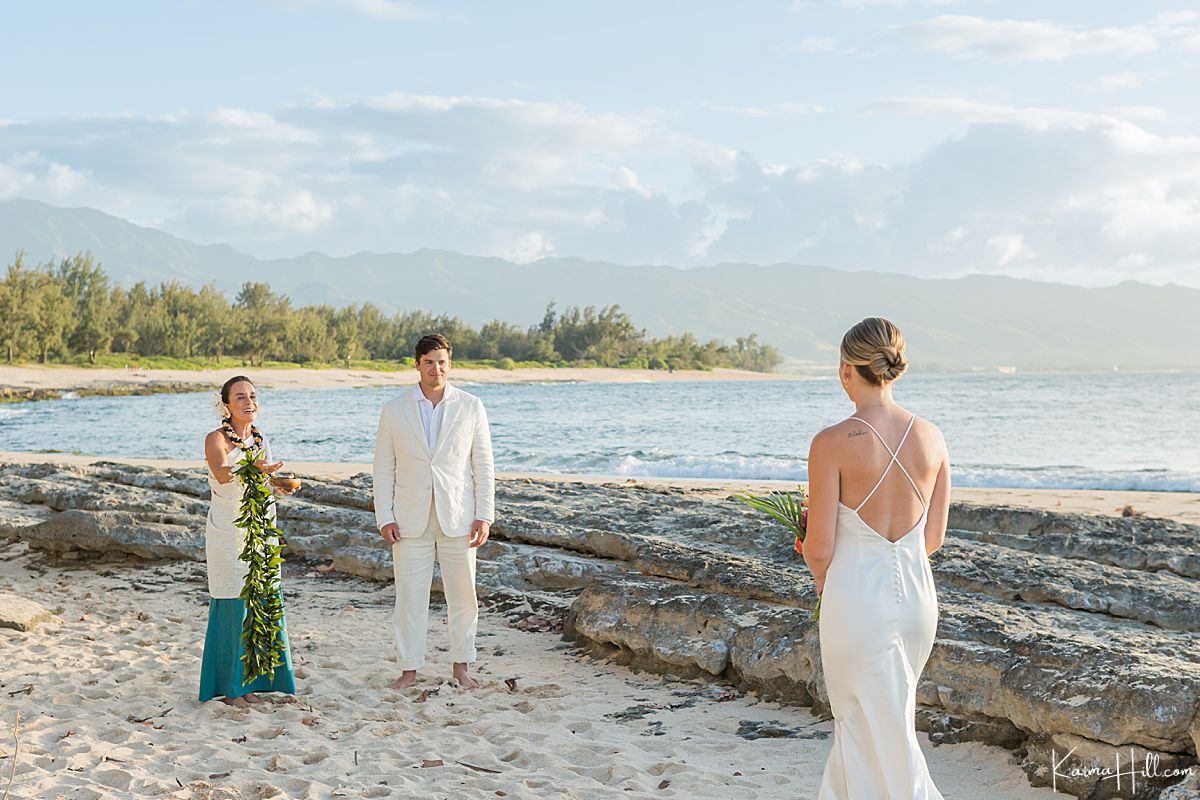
[0,252,782,372]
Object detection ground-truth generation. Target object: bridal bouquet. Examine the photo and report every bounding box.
[735,484,820,620]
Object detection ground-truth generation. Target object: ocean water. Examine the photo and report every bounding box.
[2,372,1198,491]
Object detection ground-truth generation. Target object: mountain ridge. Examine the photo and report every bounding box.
[1,198,1195,371]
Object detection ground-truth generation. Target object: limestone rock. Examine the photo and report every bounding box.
[1022,732,1196,799]
[0,591,54,631]
[951,503,1200,580]
[19,509,202,561]
[1158,771,1200,800]
[916,708,1026,749]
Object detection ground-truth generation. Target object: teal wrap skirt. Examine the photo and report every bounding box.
[198,594,296,702]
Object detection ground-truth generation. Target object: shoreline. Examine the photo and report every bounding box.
[0,364,807,395]
[3,450,1197,525]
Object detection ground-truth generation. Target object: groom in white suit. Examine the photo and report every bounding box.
[373,333,495,689]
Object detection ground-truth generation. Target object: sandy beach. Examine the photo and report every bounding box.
[0,364,803,395]
[0,538,1058,800]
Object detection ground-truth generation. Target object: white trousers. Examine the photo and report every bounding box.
[391,504,478,670]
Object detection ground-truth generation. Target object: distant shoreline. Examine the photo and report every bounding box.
[3,450,1198,525]
[4,364,1192,400]
[0,364,810,398]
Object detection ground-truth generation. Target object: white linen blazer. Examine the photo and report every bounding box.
[372,383,495,537]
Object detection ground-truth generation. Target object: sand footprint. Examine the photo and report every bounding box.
[499,749,530,768]
[265,754,296,772]
[646,761,688,777]
[242,781,286,799]
[302,747,330,765]
[93,767,134,791]
[336,720,367,736]
[522,683,567,699]
[51,692,86,706]
[97,726,134,745]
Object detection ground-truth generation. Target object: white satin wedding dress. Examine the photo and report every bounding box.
[817,414,943,800]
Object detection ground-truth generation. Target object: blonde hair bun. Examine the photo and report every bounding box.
[869,343,907,382]
[841,317,908,385]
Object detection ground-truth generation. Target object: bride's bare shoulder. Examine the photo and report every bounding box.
[909,414,944,436]
[909,415,948,452]
[811,418,862,450]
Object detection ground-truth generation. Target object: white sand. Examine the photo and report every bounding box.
[0,364,803,393]
[0,541,1055,800]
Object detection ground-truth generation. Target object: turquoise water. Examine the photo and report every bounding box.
[2,372,1198,491]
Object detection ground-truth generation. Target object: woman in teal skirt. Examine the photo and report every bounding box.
[200,376,297,707]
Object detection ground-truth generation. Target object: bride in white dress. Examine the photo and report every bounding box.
[803,317,952,800]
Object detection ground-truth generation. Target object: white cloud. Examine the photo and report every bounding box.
[1150,10,1200,50]
[707,102,828,118]
[618,166,654,198]
[270,0,430,21]
[1108,106,1168,122]
[495,231,556,264]
[1098,71,1148,90]
[211,107,318,144]
[795,36,840,53]
[4,93,1200,287]
[904,15,1157,62]
[987,231,1033,266]
[1085,180,1200,244]
[840,0,957,6]
[1,151,94,200]
[868,96,1112,130]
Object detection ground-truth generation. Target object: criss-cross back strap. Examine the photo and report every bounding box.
[849,414,926,513]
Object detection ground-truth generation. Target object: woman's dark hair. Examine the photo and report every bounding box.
[414,333,453,361]
[220,375,255,403]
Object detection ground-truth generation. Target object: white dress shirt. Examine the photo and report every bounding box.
[415,383,453,452]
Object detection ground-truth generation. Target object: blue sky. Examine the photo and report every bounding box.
[3,1,1200,286]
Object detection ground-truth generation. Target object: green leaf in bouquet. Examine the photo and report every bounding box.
[734,484,820,621]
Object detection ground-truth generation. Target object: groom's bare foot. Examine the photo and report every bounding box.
[388,670,418,689]
[452,663,478,690]
[220,696,250,709]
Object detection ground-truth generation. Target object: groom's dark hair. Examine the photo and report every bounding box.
[415,333,452,361]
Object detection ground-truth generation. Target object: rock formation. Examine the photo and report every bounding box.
[0,460,1196,799]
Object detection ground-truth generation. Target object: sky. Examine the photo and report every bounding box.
[2,1,1200,286]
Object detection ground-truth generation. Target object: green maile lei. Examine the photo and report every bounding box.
[223,418,287,684]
